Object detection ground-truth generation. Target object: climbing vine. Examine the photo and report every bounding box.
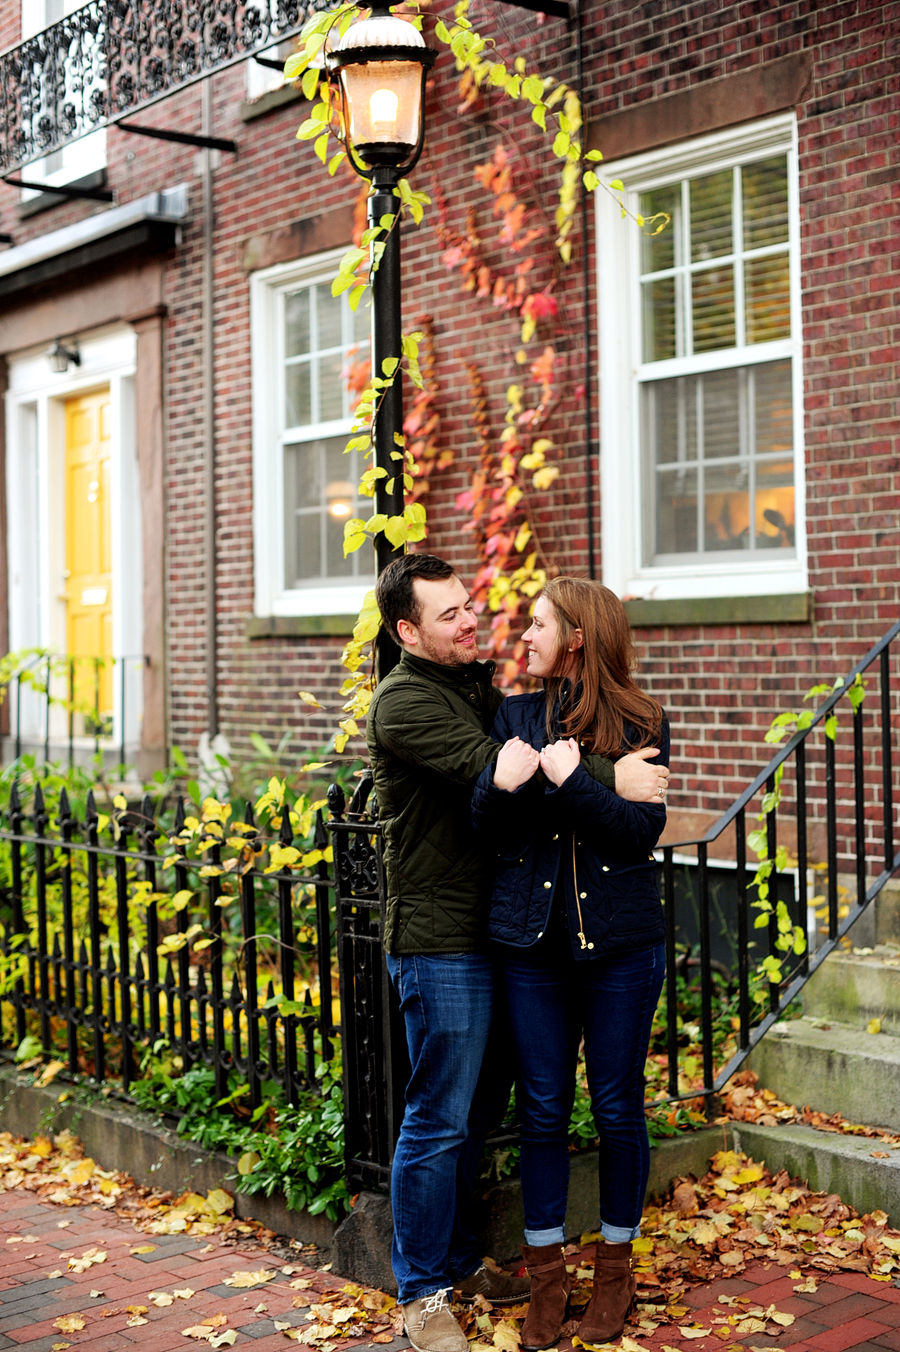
[283,0,668,740]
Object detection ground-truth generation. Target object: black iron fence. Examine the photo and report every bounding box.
[0,618,898,1188]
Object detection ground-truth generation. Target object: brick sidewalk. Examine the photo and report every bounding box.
[2,1185,900,1352]
[0,1186,409,1351]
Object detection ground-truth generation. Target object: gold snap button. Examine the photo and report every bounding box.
[587,942,594,950]
[602,866,610,873]
[543,881,552,889]
[580,891,587,899]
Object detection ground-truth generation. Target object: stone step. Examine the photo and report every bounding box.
[802,947,900,1034]
[748,1015,900,1132]
[732,1121,900,1225]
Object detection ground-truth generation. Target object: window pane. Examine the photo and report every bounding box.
[642,276,677,362]
[642,378,696,465]
[754,360,793,456]
[656,467,698,554]
[285,363,311,427]
[316,286,343,352]
[640,183,680,274]
[745,253,791,343]
[743,155,788,250]
[690,170,732,262]
[701,369,740,460]
[285,290,310,357]
[692,264,735,351]
[704,463,751,551]
[755,464,795,548]
[318,351,345,423]
[284,443,323,586]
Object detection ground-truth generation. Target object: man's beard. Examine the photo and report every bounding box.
[416,630,479,667]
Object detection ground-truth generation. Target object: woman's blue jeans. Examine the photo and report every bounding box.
[501,941,665,1243]
[385,952,513,1304]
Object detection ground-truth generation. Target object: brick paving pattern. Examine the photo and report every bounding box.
[4,1188,900,1352]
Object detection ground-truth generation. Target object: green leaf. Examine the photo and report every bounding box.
[381,356,399,377]
[327,151,346,176]
[489,62,507,86]
[343,285,365,314]
[552,130,570,157]
[609,177,625,190]
[365,513,388,534]
[314,132,329,163]
[383,515,409,548]
[284,53,308,80]
[583,170,600,192]
[532,104,547,131]
[301,66,320,99]
[434,17,450,41]
[295,118,321,141]
[584,149,604,161]
[342,519,367,557]
[522,75,543,103]
[379,213,396,230]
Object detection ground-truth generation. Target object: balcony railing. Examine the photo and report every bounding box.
[0,0,335,175]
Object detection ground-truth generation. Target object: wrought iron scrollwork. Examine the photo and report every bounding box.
[0,0,339,174]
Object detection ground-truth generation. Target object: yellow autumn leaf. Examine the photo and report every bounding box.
[731,1164,765,1185]
[679,1329,711,1339]
[174,1289,196,1300]
[492,1319,520,1352]
[631,1236,654,1253]
[31,1136,53,1157]
[210,1334,237,1349]
[205,1189,233,1215]
[54,1316,86,1332]
[67,1158,96,1185]
[532,465,559,491]
[769,1311,795,1327]
[868,1017,882,1034]
[237,1151,260,1176]
[224,1269,275,1287]
[130,1245,157,1254]
[298,690,324,710]
[150,1292,174,1306]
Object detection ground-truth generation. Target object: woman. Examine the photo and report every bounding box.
[472,577,669,1350]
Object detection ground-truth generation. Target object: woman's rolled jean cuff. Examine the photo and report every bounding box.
[601,1221,641,1243]
[524,1226,566,1247]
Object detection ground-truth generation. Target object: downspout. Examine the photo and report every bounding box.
[575,0,596,579]
[201,76,219,734]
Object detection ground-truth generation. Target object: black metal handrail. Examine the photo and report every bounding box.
[658,615,900,1107]
[8,653,148,766]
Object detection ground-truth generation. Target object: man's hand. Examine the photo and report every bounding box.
[494,737,540,792]
[614,748,670,803]
[540,738,581,788]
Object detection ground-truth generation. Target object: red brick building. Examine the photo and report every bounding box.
[0,1,897,864]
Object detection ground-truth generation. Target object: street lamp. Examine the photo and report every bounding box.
[327,5,437,675]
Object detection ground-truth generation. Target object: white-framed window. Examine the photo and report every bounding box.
[597,114,807,602]
[251,250,374,618]
[20,0,106,195]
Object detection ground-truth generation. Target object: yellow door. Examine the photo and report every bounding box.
[65,391,113,726]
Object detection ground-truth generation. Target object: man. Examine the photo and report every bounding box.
[367,554,669,1352]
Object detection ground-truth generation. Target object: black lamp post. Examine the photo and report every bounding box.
[327,5,437,673]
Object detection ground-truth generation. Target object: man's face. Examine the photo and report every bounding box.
[397,575,479,667]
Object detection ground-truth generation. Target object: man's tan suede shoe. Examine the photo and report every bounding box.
[403,1290,468,1352]
[454,1263,531,1305]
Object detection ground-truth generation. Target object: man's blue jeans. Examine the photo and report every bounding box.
[502,941,666,1244]
[385,952,510,1304]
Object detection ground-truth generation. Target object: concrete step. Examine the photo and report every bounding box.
[732,1121,900,1225]
[802,947,900,1034]
[749,1015,900,1132]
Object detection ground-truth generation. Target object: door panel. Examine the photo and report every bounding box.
[65,390,113,724]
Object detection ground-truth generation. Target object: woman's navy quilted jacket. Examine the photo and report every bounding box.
[471,693,669,961]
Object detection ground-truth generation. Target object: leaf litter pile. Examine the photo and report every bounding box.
[0,1127,270,1241]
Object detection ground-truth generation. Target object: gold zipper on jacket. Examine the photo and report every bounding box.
[572,835,587,950]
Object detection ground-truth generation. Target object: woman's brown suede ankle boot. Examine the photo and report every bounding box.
[520,1243,572,1351]
[576,1241,635,1347]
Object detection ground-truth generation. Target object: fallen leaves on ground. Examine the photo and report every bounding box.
[719,1068,900,1144]
[0,1128,272,1243]
[53,1315,85,1333]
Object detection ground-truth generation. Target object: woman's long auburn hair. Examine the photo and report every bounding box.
[539,577,663,756]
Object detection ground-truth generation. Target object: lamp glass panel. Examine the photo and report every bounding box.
[341,60,422,147]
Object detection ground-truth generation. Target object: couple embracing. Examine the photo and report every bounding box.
[366,554,670,1352]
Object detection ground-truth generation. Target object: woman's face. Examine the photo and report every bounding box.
[523,595,571,679]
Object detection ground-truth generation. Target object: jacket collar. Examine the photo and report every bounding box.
[399,649,497,689]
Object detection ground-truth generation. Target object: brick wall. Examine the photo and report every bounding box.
[0,1,897,874]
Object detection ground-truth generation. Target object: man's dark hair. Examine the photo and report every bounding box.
[376,554,455,644]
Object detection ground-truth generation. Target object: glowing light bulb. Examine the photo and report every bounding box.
[330,500,352,518]
[370,87,399,139]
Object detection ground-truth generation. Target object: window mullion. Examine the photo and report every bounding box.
[681,179,691,358]
[695,375,704,555]
[733,164,745,348]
